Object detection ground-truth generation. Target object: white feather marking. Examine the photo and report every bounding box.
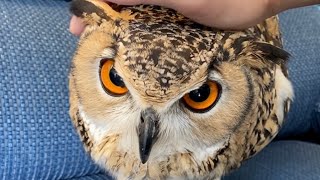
[79,105,108,143]
[100,48,115,58]
[193,141,226,162]
[275,67,294,124]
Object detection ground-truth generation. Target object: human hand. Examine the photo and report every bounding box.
[69,0,320,35]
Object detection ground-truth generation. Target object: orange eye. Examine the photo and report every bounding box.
[100,59,128,96]
[182,81,221,112]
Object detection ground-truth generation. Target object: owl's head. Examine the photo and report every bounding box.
[70,0,293,178]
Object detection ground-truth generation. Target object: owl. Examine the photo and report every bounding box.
[69,0,294,179]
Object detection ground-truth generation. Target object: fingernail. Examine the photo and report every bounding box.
[69,15,86,36]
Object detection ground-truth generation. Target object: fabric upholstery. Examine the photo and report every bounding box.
[0,0,102,179]
[223,141,320,180]
[68,173,112,180]
[277,5,320,139]
[312,99,320,139]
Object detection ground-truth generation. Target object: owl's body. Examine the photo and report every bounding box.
[69,0,293,179]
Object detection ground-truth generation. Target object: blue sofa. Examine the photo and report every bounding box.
[0,0,319,179]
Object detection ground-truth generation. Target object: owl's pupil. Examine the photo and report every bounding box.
[189,84,210,102]
[109,68,125,87]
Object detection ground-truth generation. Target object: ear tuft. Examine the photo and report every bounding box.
[254,42,290,64]
[70,0,133,25]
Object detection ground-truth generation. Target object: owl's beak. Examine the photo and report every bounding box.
[138,108,159,164]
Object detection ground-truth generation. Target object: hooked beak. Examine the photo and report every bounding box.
[138,108,159,164]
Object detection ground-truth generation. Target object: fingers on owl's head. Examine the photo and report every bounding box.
[70,0,133,26]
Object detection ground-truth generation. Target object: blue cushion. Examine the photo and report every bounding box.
[0,0,102,179]
[223,141,320,180]
[312,98,320,139]
[69,173,112,180]
[277,5,320,139]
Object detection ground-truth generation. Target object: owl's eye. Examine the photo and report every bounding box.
[182,81,221,113]
[100,59,128,96]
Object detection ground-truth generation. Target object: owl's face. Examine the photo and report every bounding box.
[70,0,293,179]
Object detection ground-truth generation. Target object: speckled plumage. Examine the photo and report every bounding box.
[69,0,294,179]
